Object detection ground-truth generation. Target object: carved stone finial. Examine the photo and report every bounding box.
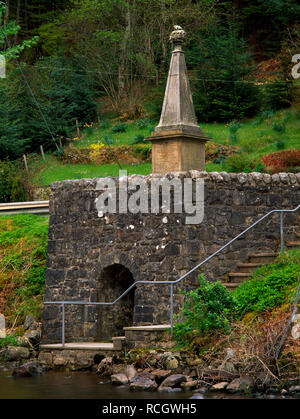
[169,25,186,45]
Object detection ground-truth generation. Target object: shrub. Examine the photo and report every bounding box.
[262,150,300,173]
[111,123,128,133]
[131,134,145,145]
[174,276,237,345]
[228,120,241,144]
[263,80,292,111]
[223,153,263,173]
[276,140,285,150]
[136,118,152,129]
[0,161,28,203]
[272,121,286,133]
[99,120,111,130]
[133,144,151,161]
[233,259,300,316]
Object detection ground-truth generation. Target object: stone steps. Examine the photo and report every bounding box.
[39,325,173,357]
[123,324,171,349]
[40,342,117,350]
[287,241,300,248]
[237,262,264,273]
[222,240,300,291]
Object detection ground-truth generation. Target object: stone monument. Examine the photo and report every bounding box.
[147,26,209,174]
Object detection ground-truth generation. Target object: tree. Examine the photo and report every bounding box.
[191,15,260,122]
[0,3,38,159]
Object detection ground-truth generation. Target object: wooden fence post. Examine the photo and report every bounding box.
[23,154,28,172]
[76,120,80,138]
[40,145,45,161]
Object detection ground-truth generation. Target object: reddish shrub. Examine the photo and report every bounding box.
[262,150,300,173]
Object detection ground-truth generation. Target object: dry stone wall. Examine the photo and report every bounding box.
[42,171,300,343]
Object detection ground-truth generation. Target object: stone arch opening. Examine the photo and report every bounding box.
[96,264,134,339]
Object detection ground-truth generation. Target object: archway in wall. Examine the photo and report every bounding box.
[96,264,134,340]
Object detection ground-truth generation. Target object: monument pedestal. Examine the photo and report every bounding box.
[150,129,207,173]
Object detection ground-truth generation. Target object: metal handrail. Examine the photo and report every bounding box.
[44,205,300,345]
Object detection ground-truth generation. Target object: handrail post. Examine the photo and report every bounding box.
[280,212,284,253]
[170,284,174,337]
[62,303,65,347]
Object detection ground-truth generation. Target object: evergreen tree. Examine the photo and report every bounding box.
[191,18,260,122]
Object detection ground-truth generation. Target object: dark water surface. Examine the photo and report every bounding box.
[0,368,288,399]
[0,369,195,399]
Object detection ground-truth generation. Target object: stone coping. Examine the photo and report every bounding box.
[51,171,300,189]
[123,324,171,331]
[40,342,116,350]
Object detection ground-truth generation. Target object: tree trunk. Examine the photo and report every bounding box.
[118,3,133,97]
[4,0,10,26]
[14,0,21,44]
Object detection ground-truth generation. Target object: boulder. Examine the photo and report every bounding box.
[218,361,238,375]
[24,330,41,347]
[5,346,30,361]
[190,393,204,399]
[97,357,112,375]
[211,382,229,391]
[291,323,300,340]
[12,361,44,377]
[111,373,129,385]
[24,315,38,331]
[159,374,187,388]
[224,348,236,360]
[181,380,198,390]
[129,373,157,391]
[227,376,254,394]
[16,336,30,347]
[289,385,300,393]
[162,355,179,370]
[151,369,171,382]
[125,365,137,380]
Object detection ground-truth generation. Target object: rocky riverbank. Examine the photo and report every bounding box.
[1,344,300,397]
[1,313,299,397]
[93,348,300,397]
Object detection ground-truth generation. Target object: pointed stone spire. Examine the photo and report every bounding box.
[147,26,209,174]
[155,26,204,136]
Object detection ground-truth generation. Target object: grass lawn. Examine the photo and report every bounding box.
[31,155,152,186]
[0,214,49,325]
[77,109,300,159]
[29,107,300,186]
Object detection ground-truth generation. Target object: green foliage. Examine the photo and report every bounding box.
[133,144,151,160]
[0,56,97,158]
[136,118,153,129]
[0,79,29,160]
[0,4,39,58]
[272,121,286,133]
[263,80,293,111]
[0,214,49,325]
[111,123,128,133]
[223,153,263,173]
[191,16,260,122]
[174,275,237,345]
[131,134,145,145]
[238,0,300,57]
[233,256,300,316]
[0,161,27,202]
[0,334,21,349]
[228,120,241,144]
[276,140,286,150]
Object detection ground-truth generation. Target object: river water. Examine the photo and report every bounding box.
[0,368,288,399]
